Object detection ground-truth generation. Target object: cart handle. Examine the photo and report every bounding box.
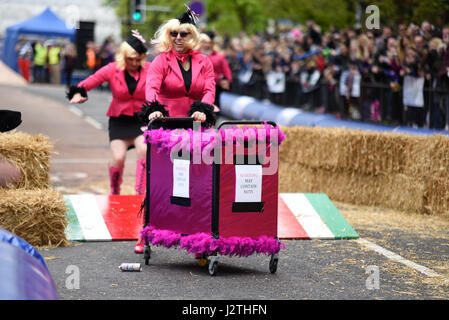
[147,117,195,130]
[217,120,277,130]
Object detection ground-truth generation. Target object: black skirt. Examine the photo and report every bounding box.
[108,115,143,141]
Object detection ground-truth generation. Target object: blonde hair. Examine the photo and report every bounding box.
[115,41,147,70]
[357,34,371,60]
[199,33,211,43]
[151,18,200,52]
[429,37,444,52]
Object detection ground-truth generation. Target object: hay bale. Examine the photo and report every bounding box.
[279,126,407,176]
[279,126,449,216]
[279,163,426,213]
[0,132,52,189]
[424,177,449,215]
[403,134,449,180]
[0,189,68,247]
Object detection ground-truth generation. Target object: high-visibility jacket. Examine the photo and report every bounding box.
[34,43,46,66]
[48,47,61,65]
[86,48,96,69]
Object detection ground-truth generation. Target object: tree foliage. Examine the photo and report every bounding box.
[104,0,448,40]
[354,0,449,29]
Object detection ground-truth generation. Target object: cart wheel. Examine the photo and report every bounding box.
[269,254,278,274]
[208,261,218,276]
[144,246,151,265]
[198,258,208,267]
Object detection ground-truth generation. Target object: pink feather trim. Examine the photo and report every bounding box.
[143,124,286,156]
[140,226,285,257]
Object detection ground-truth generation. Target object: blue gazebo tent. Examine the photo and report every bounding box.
[2,7,75,72]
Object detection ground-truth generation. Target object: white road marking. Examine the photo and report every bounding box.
[50,175,61,182]
[85,116,103,130]
[356,238,441,277]
[67,105,83,117]
[67,104,103,130]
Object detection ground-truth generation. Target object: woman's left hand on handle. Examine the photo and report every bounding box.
[191,111,206,122]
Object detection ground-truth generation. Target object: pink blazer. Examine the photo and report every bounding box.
[78,61,151,117]
[145,50,216,117]
[208,51,232,84]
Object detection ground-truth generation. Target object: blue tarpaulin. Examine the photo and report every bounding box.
[0,227,47,268]
[220,92,449,137]
[2,7,75,72]
[0,227,58,300]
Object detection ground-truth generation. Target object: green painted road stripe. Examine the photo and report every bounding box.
[64,196,85,241]
[304,193,359,239]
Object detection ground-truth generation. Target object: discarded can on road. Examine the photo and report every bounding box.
[119,263,142,272]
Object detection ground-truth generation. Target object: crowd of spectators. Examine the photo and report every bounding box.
[217,21,449,130]
[15,20,449,130]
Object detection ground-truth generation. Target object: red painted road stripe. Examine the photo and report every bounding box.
[277,195,310,239]
[96,195,144,240]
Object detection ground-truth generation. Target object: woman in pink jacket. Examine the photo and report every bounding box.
[142,9,217,127]
[138,9,216,257]
[66,31,149,198]
[200,31,232,110]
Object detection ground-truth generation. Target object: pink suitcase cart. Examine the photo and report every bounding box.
[140,118,285,275]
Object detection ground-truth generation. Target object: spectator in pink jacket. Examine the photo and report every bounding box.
[142,8,217,127]
[66,31,149,199]
[200,31,232,110]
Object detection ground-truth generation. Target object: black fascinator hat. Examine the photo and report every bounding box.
[177,4,199,25]
[126,29,147,54]
[205,31,215,41]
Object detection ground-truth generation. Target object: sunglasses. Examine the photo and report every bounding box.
[170,31,190,38]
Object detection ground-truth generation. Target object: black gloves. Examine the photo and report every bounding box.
[136,100,216,128]
[188,101,216,128]
[135,100,169,125]
[66,85,87,101]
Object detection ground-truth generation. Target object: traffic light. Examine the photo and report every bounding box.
[130,0,145,24]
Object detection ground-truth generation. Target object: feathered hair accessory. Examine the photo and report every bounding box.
[126,29,147,54]
[131,29,146,44]
[177,4,200,25]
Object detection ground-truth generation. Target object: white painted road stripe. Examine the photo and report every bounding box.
[67,105,83,117]
[69,194,112,241]
[280,193,334,239]
[356,238,440,278]
[67,104,103,130]
[85,116,103,130]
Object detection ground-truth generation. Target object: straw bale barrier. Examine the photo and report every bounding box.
[0,132,68,247]
[279,126,449,216]
[0,131,52,189]
[0,189,68,247]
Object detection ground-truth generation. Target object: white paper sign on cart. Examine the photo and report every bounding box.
[235,165,262,203]
[172,159,190,198]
